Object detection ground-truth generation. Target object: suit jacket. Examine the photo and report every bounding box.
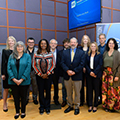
[86,53,103,78]
[103,50,120,87]
[58,49,65,77]
[1,49,12,76]
[61,48,84,81]
[78,46,89,67]
[7,53,31,85]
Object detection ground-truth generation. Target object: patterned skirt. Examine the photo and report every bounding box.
[102,67,120,110]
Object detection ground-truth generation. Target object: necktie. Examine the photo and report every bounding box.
[71,49,74,62]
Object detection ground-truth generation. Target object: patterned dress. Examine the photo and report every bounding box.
[102,67,120,111]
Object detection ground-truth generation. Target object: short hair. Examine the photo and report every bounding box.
[27,37,35,42]
[88,42,100,55]
[12,41,26,59]
[37,39,50,54]
[62,38,70,44]
[70,37,78,43]
[49,39,58,44]
[6,36,16,50]
[81,35,91,47]
[99,33,106,38]
[106,38,118,51]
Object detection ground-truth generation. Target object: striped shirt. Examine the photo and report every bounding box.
[32,52,55,76]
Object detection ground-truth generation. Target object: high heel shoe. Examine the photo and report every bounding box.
[88,107,93,112]
[3,108,8,112]
[3,104,8,112]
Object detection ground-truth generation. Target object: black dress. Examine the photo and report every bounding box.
[1,49,12,88]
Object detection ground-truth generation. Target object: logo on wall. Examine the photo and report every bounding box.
[71,1,76,8]
[96,23,120,51]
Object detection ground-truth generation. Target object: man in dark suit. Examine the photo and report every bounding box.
[49,39,60,105]
[61,37,84,115]
[98,33,106,105]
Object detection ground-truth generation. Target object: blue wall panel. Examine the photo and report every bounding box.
[0,10,7,26]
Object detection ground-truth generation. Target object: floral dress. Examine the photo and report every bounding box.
[102,67,120,110]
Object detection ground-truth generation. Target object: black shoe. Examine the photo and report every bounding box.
[26,99,29,105]
[54,100,60,105]
[3,109,8,112]
[14,114,19,119]
[39,109,44,115]
[74,109,79,115]
[21,113,26,118]
[93,109,97,112]
[61,101,67,107]
[46,109,50,114]
[93,107,97,113]
[88,107,93,112]
[64,106,73,113]
[109,109,116,112]
[33,100,38,105]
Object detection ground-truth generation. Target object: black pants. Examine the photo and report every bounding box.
[10,85,29,113]
[98,78,102,102]
[36,75,52,110]
[80,73,85,104]
[52,73,59,101]
[86,75,100,107]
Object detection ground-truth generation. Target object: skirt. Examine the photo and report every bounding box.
[102,67,120,110]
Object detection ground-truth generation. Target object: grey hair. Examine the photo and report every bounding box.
[49,39,58,44]
[70,37,78,43]
[12,41,26,59]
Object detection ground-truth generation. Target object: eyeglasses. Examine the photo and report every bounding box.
[50,43,57,45]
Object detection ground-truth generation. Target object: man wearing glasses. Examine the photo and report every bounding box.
[49,39,60,105]
[26,37,38,105]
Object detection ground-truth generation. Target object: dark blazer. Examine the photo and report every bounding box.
[78,46,89,67]
[58,49,64,77]
[61,48,84,81]
[86,53,103,78]
[1,49,13,76]
[53,49,60,73]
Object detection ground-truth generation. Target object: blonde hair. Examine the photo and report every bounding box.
[88,42,100,55]
[5,36,16,50]
[81,35,91,47]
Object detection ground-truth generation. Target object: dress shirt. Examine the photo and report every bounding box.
[70,48,76,62]
[99,44,106,55]
[51,49,57,63]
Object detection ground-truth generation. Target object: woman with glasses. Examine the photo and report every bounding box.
[7,41,31,119]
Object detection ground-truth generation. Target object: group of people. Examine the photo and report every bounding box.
[1,33,120,119]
